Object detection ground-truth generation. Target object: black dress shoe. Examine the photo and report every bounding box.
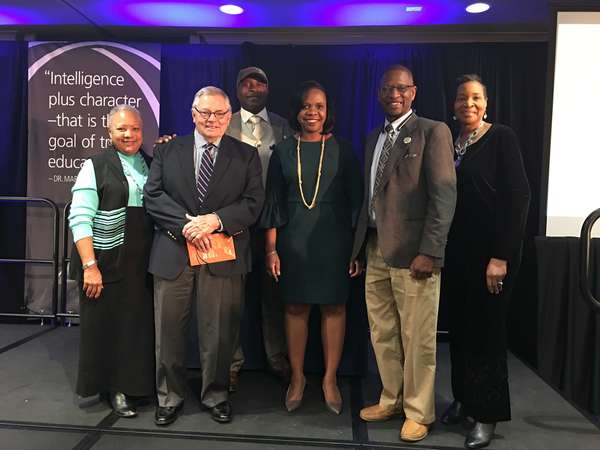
[465,422,496,448]
[154,404,183,426]
[209,401,232,423]
[110,392,137,418]
[441,400,464,425]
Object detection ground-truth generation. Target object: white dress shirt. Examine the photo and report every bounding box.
[369,109,413,225]
[240,107,276,186]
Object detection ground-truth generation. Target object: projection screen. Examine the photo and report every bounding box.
[546,11,600,237]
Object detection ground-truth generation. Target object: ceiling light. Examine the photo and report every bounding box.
[465,3,490,14]
[219,4,244,15]
[406,6,423,12]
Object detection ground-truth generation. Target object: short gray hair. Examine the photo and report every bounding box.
[107,104,142,128]
[191,86,231,110]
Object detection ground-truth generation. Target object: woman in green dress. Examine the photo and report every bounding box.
[261,81,363,414]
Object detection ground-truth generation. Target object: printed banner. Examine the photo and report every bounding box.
[26,41,161,314]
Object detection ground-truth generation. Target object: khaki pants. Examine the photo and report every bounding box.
[365,233,440,424]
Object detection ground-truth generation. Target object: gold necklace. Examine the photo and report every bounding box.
[296,135,325,210]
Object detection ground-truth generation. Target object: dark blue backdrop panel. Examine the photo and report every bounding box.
[0,41,28,316]
[159,44,243,136]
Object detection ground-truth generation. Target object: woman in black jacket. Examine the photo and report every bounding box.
[441,74,531,449]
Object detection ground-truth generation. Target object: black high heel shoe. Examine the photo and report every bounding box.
[109,391,137,418]
[465,421,496,449]
[441,400,465,425]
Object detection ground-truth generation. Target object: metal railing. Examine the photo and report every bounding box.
[579,208,600,312]
[0,196,59,320]
[57,201,79,321]
[56,202,79,323]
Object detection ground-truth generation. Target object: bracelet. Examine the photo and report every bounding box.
[82,259,97,270]
[266,250,277,257]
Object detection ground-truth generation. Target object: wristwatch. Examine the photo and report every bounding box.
[82,259,97,270]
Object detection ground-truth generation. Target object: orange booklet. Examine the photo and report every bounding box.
[187,233,236,265]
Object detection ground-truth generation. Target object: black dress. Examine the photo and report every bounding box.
[76,206,155,396]
[442,124,530,422]
[260,135,363,304]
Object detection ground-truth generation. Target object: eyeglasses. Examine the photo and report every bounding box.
[193,106,230,120]
[380,84,415,95]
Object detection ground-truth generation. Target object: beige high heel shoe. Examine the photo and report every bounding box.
[285,376,306,412]
[322,383,342,415]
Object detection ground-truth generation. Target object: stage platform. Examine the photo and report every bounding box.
[0,324,598,450]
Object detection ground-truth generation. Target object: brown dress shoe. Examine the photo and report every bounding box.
[359,404,402,422]
[400,418,429,442]
[229,371,239,393]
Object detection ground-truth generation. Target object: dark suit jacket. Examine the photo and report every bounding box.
[352,113,456,268]
[144,133,265,280]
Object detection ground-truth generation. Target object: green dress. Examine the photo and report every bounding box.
[260,135,363,304]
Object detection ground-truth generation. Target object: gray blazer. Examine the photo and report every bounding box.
[226,110,292,147]
[352,113,456,268]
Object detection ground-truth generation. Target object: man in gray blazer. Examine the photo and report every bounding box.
[353,65,456,442]
[226,67,292,390]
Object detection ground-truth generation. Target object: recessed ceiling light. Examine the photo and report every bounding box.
[219,4,244,15]
[466,3,490,14]
[406,6,423,12]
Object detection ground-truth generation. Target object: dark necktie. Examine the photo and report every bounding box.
[370,124,396,216]
[196,143,215,204]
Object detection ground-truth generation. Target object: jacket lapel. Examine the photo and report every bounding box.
[227,113,243,141]
[268,112,287,142]
[175,134,199,211]
[364,129,380,186]
[205,135,233,200]
[379,113,418,190]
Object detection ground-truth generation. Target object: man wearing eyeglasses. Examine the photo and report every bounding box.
[352,65,456,442]
[226,67,292,392]
[144,86,264,426]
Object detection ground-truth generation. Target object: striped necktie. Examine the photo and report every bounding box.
[196,143,215,204]
[370,124,396,216]
[248,115,264,147]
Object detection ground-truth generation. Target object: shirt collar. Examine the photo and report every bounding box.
[383,109,413,133]
[240,107,270,124]
[194,129,222,149]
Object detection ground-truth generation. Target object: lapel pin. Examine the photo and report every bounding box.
[403,136,412,144]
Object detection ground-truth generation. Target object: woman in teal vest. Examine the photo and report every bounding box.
[69,105,154,417]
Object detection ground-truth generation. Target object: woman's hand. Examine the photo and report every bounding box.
[83,265,103,299]
[486,258,507,295]
[348,260,364,278]
[266,251,281,282]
